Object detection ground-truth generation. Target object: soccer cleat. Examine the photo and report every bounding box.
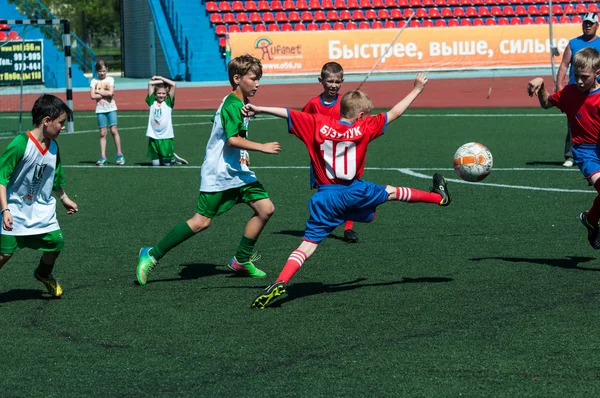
[96,157,107,166]
[562,159,574,167]
[173,153,188,165]
[343,229,359,243]
[431,173,451,206]
[34,270,63,297]
[115,155,126,165]
[227,253,266,278]
[137,247,158,285]
[580,212,600,249]
[251,281,287,309]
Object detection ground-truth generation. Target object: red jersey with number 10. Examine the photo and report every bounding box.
[287,109,388,186]
[302,94,342,118]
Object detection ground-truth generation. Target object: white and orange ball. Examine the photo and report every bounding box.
[453,142,493,182]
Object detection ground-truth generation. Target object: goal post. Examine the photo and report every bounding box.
[0,19,74,134]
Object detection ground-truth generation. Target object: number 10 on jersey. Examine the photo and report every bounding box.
[320,140,357,180]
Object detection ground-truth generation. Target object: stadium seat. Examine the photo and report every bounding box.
[263,12,275,22]
[460,0,471,5]
[347,0,360,8]
[572,15,582,23]
[283,0,295,10]
[223,13,236,23]
[333,21,345,29]
[271,0,284,10]
[219,2,232,12]
[473,17,484,25]
[346,21,358,29]
[366,9,378,19]
[502,6,515,16]
[460,18,472,25]
[322,0,335,8]
[490,6,502,16]
[495,0,507,5]
[397,20,407,27]
[447,0,458,6]
[410,0,422,6]
[527,5,539,15]
[249,12,262,22]
[297,0,310,9]
[435,19,447,26]
[465,6,477,16]
[404,8,415,18]
[281,22,293,31]
[539,5,549,14]
[522,16,533,24]
[358,21,370,29]
[288,11,301,21]
[242,24,254,32]
[448,18,459,26]
[477,6,491,17]
[210,13,223,24]
[428,8,441,18]
[232,1,244,11]
[551,16,558,23]
[273,12,286,22]
[340,10,352,20]
[471,0,483,5]
[294,22,306,30]
[206,2,218,12]
[327,10,340,20]
[236,13,249,23]
[372,20,384,28]
[0,24,10,31]
[423,19,434,27]
[257,0,270,10]
[389,9,401,19]
[422,0,434,6]
[314,10,326,20]
[267,23,280,31]
[485,17,496,25]
[321,22,333,29]
[559,15,570,23]
[453,7,466,17]
[301,11,313,21]
[534,16,545,24]
[497,17,509,25]
[359,0,372,7]
[307,21,319,30]
[246,1,258,11]
[309,0,321,8]
[353,10,366,20]
[575,4,587,14]
[397,0,409,7]
[215,24,227,35]
[372,0,385,7]
[509,17,520,24]
[219,37,226,48]
[384,20,396,28]
[384,0,396,6]
[410,19,421,27]
[589,4,600,13]
[255,23,267,31]
[551,5,563,15]
[435,0,446,5]
[334,0,348,8]
[514,5,526,15]
[416,8,428,18]
[229,24,241,32]
[441,8,453,17]
[563,4,574,14]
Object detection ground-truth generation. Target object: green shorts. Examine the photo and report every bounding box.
[0,230,64,254]
[148,138,174,160]
[196,181,269,218]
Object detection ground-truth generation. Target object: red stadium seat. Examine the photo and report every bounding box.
[460,0,471,5]
[321,22,333,29]
[397,20,407,27]
[416,8,428,18]
[206,2,218,12]
[307,21,319,29]
[384,20,396,28]
[428,8,441,18]
[353,10,366,20]
[563,4,574,14]
[441,8,453,17]
[288,11,301,21]
[210,13,223,24]
[283,0,295,10]
[236,13,249,23]
[496,0,507,4]
[422,0,434,6]
[410,19,421,27]
[397,0,409,6]
[497,17,509,25]
[539,5,549,15]
[522,16,533,24]
[435,19,447,26]
[509,17,521,24]
[514,5,526,15]
[551,16,558,23]
[465,6,477,16]
[267,23,280,31]
[333,21,345,29]
[575,4,587,14]
[245,1,258,11]
[271,0,284,10]
[473,17,484,25]
[215,24,227,35]
[384,0,396,6]
[340,10,352,20]
[0,25,10,31]
[403,8,415,18]
[589,4,600,14]
[527,5,539,15]
[322,0,335,8]
[297,0,309,9]
[242,24,254,32]
[448,18,459,26]
[223,13,236,23]
[477,6,491,17]
[572,15,582,23]
[460,18,472,25]
[219,37,226,48]
[559,15,571,23]
[281,22,293,31]
[219,2,232,12]
[360,0,372,7]
[229,24,241,32]
[471,0,483,5]
[366,9,378,19]
[423,19,434,27]
[490,6,502,16]
[262,12,275,22]
[294,22,306,30]
[372,0,385,7]
[346,21,358,29]
[410,0,422,6]
[551,5,563,15]
[249,12,262,22]
[347,0,360,8]
[389,9,402,19]
[447,0,458,6]
[502,6,515,16]
[334,0,347,8]
[372,20,384,28]
[484,17,496,25]
[327,10,339,20]
[534,16,546,24]
[275,12,287,22]
[257,0,269,10]
[232,1,244,11]
[255,23,267,31]
[358,21,371,28]
[435,0,446,5]
[301,11,313,20]
[314,10,326,20]
[309,0,321,8]
[453,7,466,17]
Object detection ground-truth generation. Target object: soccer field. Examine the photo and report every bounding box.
[2,108,600,396]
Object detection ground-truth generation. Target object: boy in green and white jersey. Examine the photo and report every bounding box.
[145,75,187,166]
[136,54,281,285]
[0,94,78,297]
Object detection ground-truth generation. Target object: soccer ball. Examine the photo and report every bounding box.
[453,142,493,182]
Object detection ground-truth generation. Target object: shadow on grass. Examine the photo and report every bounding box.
[268,276,453,308]
[272,229,349,242]
[525,161,565,167]
[471,256,599,271]
[0,289,53,303]
[144,262,231,284]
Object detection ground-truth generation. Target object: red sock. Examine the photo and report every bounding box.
[394,187,441,204]
[344,220,354,231]
[587,180,600,225]
[276,250,307,284]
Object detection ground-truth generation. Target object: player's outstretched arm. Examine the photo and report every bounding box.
[527,78,553,109]
[242,104,289,119]
[386,73,428,124]
[227,135,281,155]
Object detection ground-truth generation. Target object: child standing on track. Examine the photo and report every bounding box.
[90,60,125,166]
[303,62,359,243]
[0,94,78,297]
[246,73,452,309]
[146,75,188,166]
[136,54,281,285]
[528,47,600,250]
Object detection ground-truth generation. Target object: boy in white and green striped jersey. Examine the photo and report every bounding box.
[0,94,78,297]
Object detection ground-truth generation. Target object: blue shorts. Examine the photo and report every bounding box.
[572,144,600,180]
[303,179,389,243]
[97,111,118,129]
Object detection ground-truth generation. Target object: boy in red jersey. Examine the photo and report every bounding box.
[528,47,600,249]
[244,73,452,309]
[303,62,360,243]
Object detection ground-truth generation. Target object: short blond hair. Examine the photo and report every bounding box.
[228,54,263,87]
[340,90,373,119]
[573,47,600,73]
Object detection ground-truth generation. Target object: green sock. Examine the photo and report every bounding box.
[150,221,195,260]
[235,236,257,263]
[36,258,54,278]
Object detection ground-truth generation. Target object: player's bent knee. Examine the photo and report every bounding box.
[188,215,211,233]
[0,253,13,268]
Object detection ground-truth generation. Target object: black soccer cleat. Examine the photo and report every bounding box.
[251,281,287,309]
[343,229,359,243]
[431,173,451,206]
[580,212,600,250]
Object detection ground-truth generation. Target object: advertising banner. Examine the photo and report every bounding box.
[230,25,581,75]
[0,40,44,86]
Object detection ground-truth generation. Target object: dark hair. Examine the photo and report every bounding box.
[95,59,108,71]
[228,54,262,86]
[321,62,344,79]
[154,82,170,93]
[31,94,72,127]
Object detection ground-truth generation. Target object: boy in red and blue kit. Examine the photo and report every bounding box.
[302,62,360,243]
[244,73,452,309]
[528,47,600,249]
